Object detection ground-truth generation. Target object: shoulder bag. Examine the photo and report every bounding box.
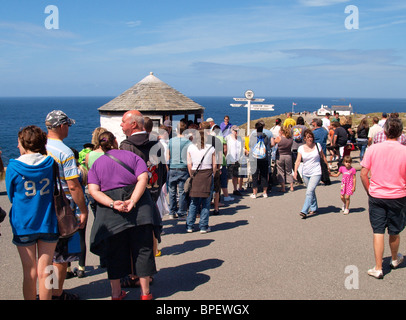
[315,143,331,185]
[104,152,135,175]
[184,146,213,194]
[53,162,79,238]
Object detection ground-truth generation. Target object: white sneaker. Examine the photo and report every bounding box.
[223,196,234,201]
[263,193,268,198]
[200,227,211,234]
[341,206,345,212]
[343,209,349,215]
[250,194,257,199]
[390,253,404,269]
[367,267,383,279]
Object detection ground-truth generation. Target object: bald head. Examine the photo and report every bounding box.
[121,109,144,136]
[124,110,142,118]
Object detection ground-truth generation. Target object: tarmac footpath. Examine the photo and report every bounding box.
[1,152,405,301]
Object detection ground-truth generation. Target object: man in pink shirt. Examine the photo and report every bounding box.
[361,118,406,279]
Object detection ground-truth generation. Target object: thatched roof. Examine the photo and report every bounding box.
[99,72,204,115]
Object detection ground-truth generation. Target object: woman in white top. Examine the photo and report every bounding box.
[293,129,329,219]
[186,129,216,233]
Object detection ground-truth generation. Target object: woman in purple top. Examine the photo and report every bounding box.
[88,131,160,300]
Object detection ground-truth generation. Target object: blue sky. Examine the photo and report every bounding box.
[0,0,405,98]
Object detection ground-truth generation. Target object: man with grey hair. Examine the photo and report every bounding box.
[119,109,166,288]
[119,110,166,202]
[361,117,406,279]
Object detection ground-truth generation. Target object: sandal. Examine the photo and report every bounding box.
[299,213,307,219]
[52,290,79,300]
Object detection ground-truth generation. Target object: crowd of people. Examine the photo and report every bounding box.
[1,109,405,300]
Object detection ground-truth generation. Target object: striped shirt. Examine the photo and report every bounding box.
[46,138,79,199]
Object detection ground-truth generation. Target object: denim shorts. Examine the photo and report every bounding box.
[13,233,59,247]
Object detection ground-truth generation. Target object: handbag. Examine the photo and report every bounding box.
[316,143,331,185]
[156,183,169,218]
[53,162,79,238]
[184,146,213,194]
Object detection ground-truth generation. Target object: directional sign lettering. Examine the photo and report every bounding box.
[233,98,265,102]
[250,104,275,111]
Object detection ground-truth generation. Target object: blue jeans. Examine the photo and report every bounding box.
[187,197,211,231]
[301,174,322,214]
[186,178,214,231]
[357,139,368,161]
[168,169,189,216]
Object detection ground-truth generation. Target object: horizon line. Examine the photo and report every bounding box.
[0,95,405,100]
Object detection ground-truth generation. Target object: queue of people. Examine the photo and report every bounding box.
[1,110,405,301]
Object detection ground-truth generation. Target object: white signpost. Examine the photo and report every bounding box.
[231,90,274,136]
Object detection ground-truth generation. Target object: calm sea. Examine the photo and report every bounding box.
[0,96,405,165]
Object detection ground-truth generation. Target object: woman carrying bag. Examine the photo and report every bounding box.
[186,129,216,233]
[293,129,329,219]
[88,131,160,300]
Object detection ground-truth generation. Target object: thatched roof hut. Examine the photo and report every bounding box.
[99,72,204,115]
[98,72,205,143]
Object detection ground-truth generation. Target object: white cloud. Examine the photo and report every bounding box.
[112,5,337,58]
[126,21,142,28]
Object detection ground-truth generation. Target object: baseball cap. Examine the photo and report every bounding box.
[231,125,239,131]
[45,110,75,129]
[163,120,172,127]
[206,117,214,122]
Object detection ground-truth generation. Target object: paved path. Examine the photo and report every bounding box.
[1,151,405,300]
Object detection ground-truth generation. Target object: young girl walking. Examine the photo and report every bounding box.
[330,155,356,214]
